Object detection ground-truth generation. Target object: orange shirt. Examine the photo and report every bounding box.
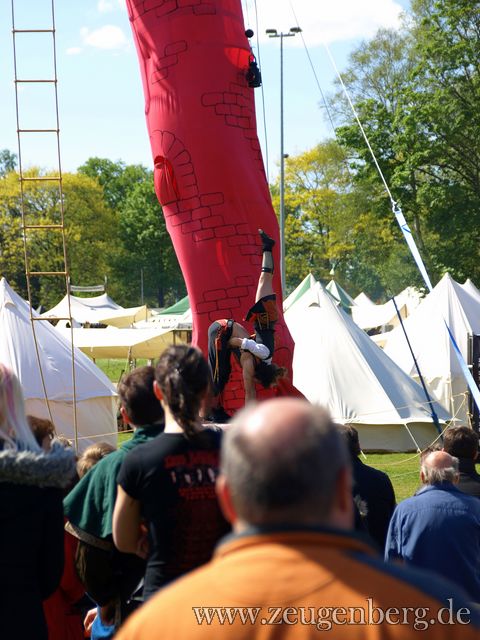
[116,528,480,639]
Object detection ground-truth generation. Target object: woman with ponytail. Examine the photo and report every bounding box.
[113,346,229,601]
[0,364,76,639]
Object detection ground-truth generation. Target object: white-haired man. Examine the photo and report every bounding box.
[385,450,480,602]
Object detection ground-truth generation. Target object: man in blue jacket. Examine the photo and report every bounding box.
[385,450,480,602]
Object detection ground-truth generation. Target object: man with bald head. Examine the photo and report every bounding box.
[116,400,479,638]
[385,450,480,602]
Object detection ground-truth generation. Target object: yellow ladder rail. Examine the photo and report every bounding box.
[10,0,79,450]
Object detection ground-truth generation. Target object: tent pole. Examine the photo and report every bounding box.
[391,296,442,437]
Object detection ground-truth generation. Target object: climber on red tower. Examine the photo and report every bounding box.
[207,229,287,422]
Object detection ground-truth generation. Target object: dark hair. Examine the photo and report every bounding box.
[27,415,55,447]
[443,426,478,460]
[118,366,164,426]
[336,424,361,458]
[254,361,287,389]
[155,345,209,437]
[223,403,349,523]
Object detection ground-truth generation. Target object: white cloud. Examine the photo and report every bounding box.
[247,0,404,46]
[80,25,129,50]
[66,47,82,55]
[97,0,126,13]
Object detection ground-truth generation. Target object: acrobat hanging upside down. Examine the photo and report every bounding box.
[207,229,288,421]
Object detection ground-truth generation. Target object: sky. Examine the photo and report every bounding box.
[0,0,410,182]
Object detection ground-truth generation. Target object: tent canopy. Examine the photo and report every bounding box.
[42,292,122,325]
[286,283,450,451]
[95,305,150,328]
[58,326,187,360]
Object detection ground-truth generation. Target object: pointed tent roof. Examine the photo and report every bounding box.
[354,291,375,307]
[286,284,450,451]
[283,273,317,313]
[158,295,190,315]
[384,273,480,421]
[325,279,356,310]
[462,278,480,304]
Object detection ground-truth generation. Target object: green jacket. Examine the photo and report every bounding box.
[64,423,164,540]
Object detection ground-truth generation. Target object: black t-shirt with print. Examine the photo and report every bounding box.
[117,427,230,599]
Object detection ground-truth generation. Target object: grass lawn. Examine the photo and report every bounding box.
[95,358,149,385]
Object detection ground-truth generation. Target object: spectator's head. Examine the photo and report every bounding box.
[27,415,55,450]
[336,424,361,458]
[154,345,210,437]
[420,450,459,485]
[0,364,40,452]
[443,426,478,461]
[217,398,353,531]
[77,441,116,478]
[118,366,164,428]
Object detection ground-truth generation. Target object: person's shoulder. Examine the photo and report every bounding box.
[352,551,480,627]
[355,459,393,486]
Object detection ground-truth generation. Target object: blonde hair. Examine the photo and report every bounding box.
[76,441,116,478]
[0,364,41,452]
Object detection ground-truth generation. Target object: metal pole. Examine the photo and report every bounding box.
[279,33,285,296]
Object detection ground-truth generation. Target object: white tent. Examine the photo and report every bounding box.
[0,279,117,450]
[354,292,375,307]
[325,279,356,310]
[352,298,407,331]
[283,273,317,313]
[42,292,122,325]
[463,279,480,304]
[286,284,450,451]
[95,305,150,328]
[58,326,186,359]
[384,273,480,425]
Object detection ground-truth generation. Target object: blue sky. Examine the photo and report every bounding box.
[0,0,410,181]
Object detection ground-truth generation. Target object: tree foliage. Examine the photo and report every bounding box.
[0,155,185,309]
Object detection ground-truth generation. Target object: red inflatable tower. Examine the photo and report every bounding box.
[126,0,298,411]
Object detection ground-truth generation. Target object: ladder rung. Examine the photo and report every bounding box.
[18,128,59,133]
[28,271,67,276]
[24,224,64,230]
[13,29,54,34]
[16,79,56,84]
[21,176,61,182]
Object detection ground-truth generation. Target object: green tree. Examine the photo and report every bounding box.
[271,141,411,299]
[111,177,185,307]
[78,157,148,210]
[0,168,119,308]
[0,149,17,177]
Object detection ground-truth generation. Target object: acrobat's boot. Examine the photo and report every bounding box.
[259,228,275,273]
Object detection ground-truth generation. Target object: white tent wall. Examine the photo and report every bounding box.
[26,396,118,448]
[287,286,450,452]
[0,279,118,451]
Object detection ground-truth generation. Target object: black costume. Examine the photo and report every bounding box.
[117,428,230,600]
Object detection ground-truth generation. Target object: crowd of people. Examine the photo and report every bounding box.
[1,347,480,638]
